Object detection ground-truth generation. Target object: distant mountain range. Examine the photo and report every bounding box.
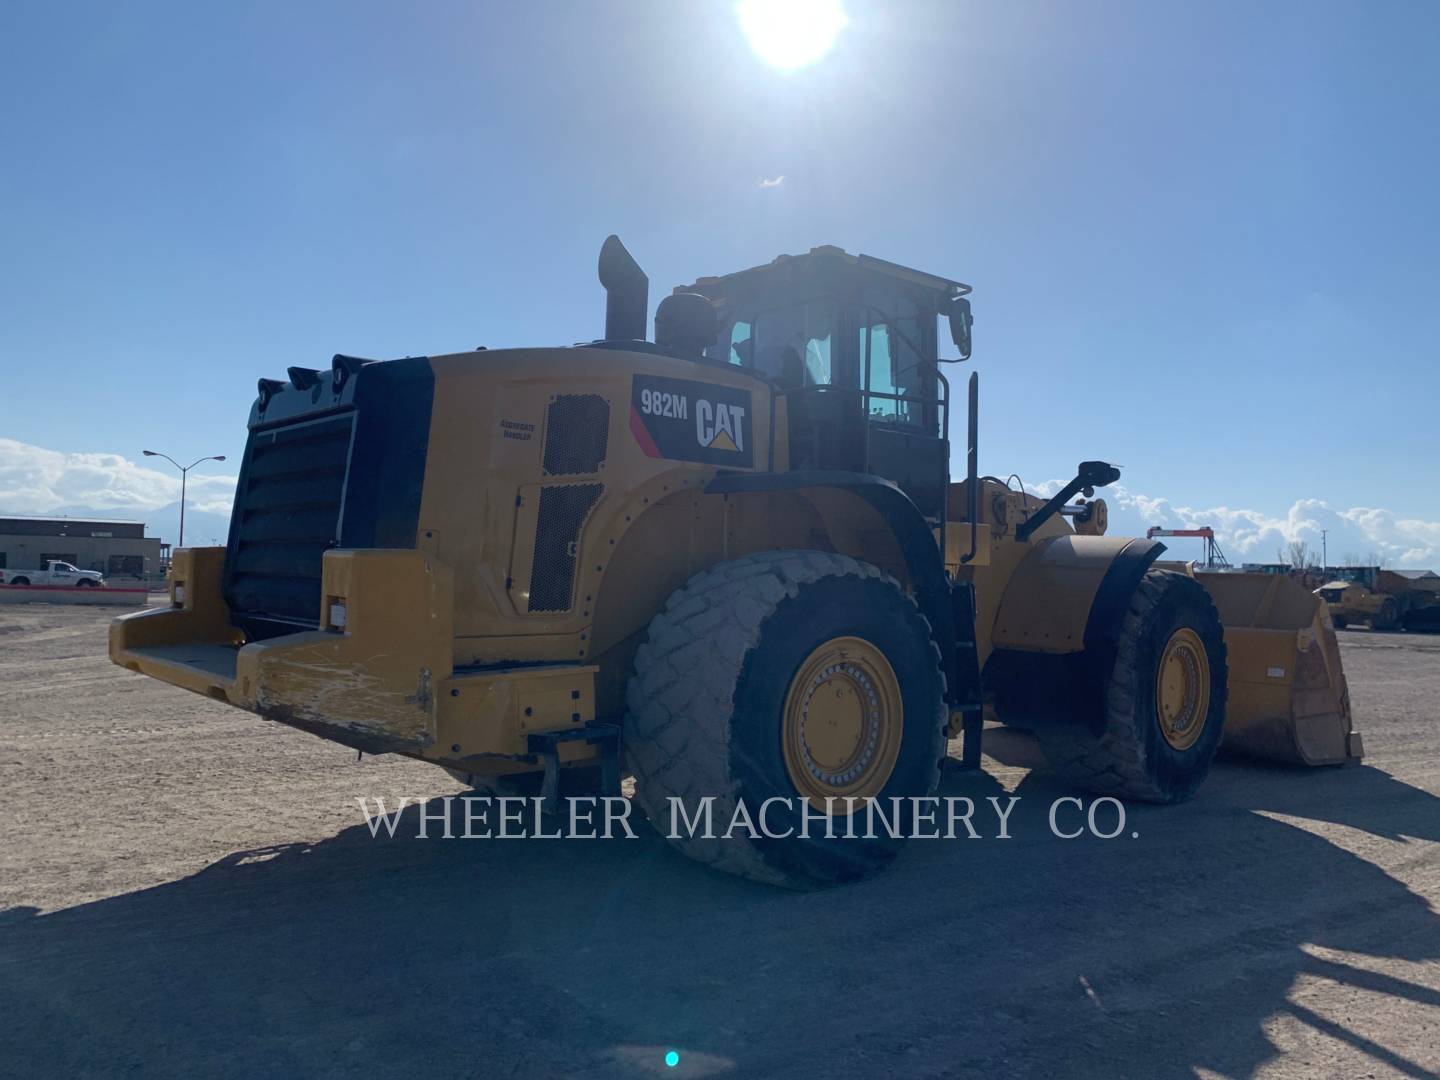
[2,502,233,550]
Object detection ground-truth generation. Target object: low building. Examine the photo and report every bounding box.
[0,516,167,580]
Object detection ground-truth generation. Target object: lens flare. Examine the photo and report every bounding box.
[735,0,849,72]
[664,1049,681,1068]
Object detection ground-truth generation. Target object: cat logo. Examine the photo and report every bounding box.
[630,373,755,468]
[696,399,746,453]
[707,428,739,452]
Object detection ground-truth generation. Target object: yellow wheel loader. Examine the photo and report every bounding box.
[1316,567,1440,632]
[111,237,1362,887]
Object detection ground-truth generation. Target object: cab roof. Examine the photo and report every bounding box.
[677,245,971,300]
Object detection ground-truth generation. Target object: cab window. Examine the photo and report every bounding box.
[716,300,836,386]
[860,296,929,427]
[717,319,753,367]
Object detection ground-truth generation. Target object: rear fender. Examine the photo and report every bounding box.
[707,471,959,702]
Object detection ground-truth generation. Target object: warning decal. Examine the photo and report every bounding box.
[630,374,754,468]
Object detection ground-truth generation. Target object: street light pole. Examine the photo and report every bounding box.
[142,450,227,549]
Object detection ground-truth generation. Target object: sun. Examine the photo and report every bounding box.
[735,0,849,73]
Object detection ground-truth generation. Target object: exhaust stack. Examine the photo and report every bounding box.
[598,234,649,341]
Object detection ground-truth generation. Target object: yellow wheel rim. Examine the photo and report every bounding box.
[1155,627,1209,751]
[781,636,903,808]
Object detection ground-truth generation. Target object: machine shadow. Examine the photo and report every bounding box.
[2,756,1437,1079]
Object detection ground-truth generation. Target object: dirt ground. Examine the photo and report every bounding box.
[1,603,1436,1079]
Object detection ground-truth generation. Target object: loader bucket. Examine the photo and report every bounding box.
[1192,570,1363,766]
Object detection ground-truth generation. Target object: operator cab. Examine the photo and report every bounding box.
[676,246,972,519]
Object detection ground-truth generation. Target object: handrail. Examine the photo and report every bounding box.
[960,372,978,564]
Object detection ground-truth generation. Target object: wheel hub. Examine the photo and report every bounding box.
[1155,627,1209,751]
[782,636,903,806]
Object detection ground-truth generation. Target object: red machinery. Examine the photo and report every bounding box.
[1146,526,1231,569]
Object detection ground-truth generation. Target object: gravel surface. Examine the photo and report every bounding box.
[1,604,1436,1078]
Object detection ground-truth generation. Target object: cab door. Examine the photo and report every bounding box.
[49,562,78,585]
[854,297,948,519]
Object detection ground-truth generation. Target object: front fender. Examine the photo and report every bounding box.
[984,535,1163,731]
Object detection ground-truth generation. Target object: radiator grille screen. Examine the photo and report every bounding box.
[528,483,604,612]
[542,394,609,476]
[226,413,354,627]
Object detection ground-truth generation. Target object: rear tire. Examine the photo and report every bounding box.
[1371,597,1399,631]
[625,551,947,888]
[1035,569,1227,804]
[9,577,29,586]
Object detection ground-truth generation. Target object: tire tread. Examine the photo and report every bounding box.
[625,550,946,886]
[1036,569,1227,803]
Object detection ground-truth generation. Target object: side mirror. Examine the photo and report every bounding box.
[948,297,973,361]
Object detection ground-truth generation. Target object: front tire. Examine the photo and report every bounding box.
[625,551,947,888]
[1036,569,1227,804]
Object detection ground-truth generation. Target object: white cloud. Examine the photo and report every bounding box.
[759,175,785,188]
[0,438,236,517]
[1103,485,1440,568]
[973,477,1438,567]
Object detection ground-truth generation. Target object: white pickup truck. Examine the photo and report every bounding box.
[0,560,106,587]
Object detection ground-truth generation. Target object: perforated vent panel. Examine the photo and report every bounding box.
[542,394,609,475]
[528,483,604,612]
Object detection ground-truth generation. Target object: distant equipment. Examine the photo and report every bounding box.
[1146,526,1231,569]
[1316,567,1440,632]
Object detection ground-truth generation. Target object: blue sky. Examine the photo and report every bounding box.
[1,1,1437,563]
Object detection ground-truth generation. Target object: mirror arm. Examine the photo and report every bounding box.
[1015,461,1122,543]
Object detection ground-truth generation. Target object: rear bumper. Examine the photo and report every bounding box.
[110,546,597,767]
